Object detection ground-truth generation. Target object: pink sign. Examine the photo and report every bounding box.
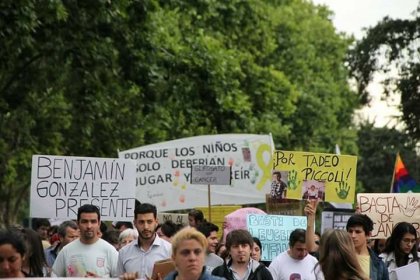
[223,207,266,241]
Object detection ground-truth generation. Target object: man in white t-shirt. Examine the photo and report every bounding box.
[269,229,323,280]
[52,204,118,277]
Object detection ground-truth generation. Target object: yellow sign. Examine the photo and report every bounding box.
[272,151,357,203]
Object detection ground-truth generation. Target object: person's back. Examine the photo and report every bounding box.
[318,229,369,280]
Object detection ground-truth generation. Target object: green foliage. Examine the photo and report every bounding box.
[348,15,420,140]
[356,122,419,193]
[0,0,358,224]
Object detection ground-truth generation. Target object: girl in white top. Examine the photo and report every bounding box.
[380,222,420,280]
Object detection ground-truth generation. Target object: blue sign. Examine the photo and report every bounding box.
[247,214,307,261]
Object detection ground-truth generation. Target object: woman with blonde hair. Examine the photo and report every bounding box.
[164,227,224,280]
[317,229,369,280]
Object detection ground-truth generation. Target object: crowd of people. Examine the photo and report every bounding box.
[0,201,419,280]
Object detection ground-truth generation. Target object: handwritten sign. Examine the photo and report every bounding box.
[247,214,307,261]
[157,213,188,225]
[119,134,273,210]
[273,151,357,203]
[191,165,231,185]
[357,193,420,239]
[30,155,136,221]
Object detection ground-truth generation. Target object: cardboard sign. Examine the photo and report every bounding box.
[30,155,136,221]
[119,134,273,210]
[357,193,420,238]
[157,213,188,226]
[273,151,357,203]
[247,213,307,261]
[191,165,231,185]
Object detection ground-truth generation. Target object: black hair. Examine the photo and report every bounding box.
[383,222,419,267]
[188,209,205,224]
[253,237,262,251]
[289,229,306,247]
[115,221,133,230]
[31,218,51,230]
[160,220,181,238]
[373,239,386,255]
[272,171,282,180]
[77,204,100,222]
[346,214,373,235]
[134,203,157,219]
[100,221,108,234]
[11,227,46,277]
[102,229,119,246]
[0,229,26,257]
[226,229,253,251]
[196,221,219,238]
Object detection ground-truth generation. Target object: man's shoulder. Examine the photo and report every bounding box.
[151,236,172,256]
[59,239,81,253]
[270,250,288,263]
[155,236,172,249]
[303,253,318,264]
[205,253,224,267]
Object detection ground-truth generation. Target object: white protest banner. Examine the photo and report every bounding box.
[30,155,136,221]
[247,213,307,261]
[357,193,420,239]
[119,134,273,211]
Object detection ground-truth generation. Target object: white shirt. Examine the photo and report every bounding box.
[117,234,172,279]
[52,238,118,277]
[269,251,323,280]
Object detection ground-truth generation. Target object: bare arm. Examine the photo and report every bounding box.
[304,199,318,253]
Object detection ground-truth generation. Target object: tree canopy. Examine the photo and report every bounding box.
[348,12,420,140]
[0,0,359,225]
[357,121,419,193]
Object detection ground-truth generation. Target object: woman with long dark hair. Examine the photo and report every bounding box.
[0,230,27,278]
[380,222,420,280]
[10,226,49,277]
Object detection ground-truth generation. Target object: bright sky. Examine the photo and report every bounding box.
[312,0,418,127]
